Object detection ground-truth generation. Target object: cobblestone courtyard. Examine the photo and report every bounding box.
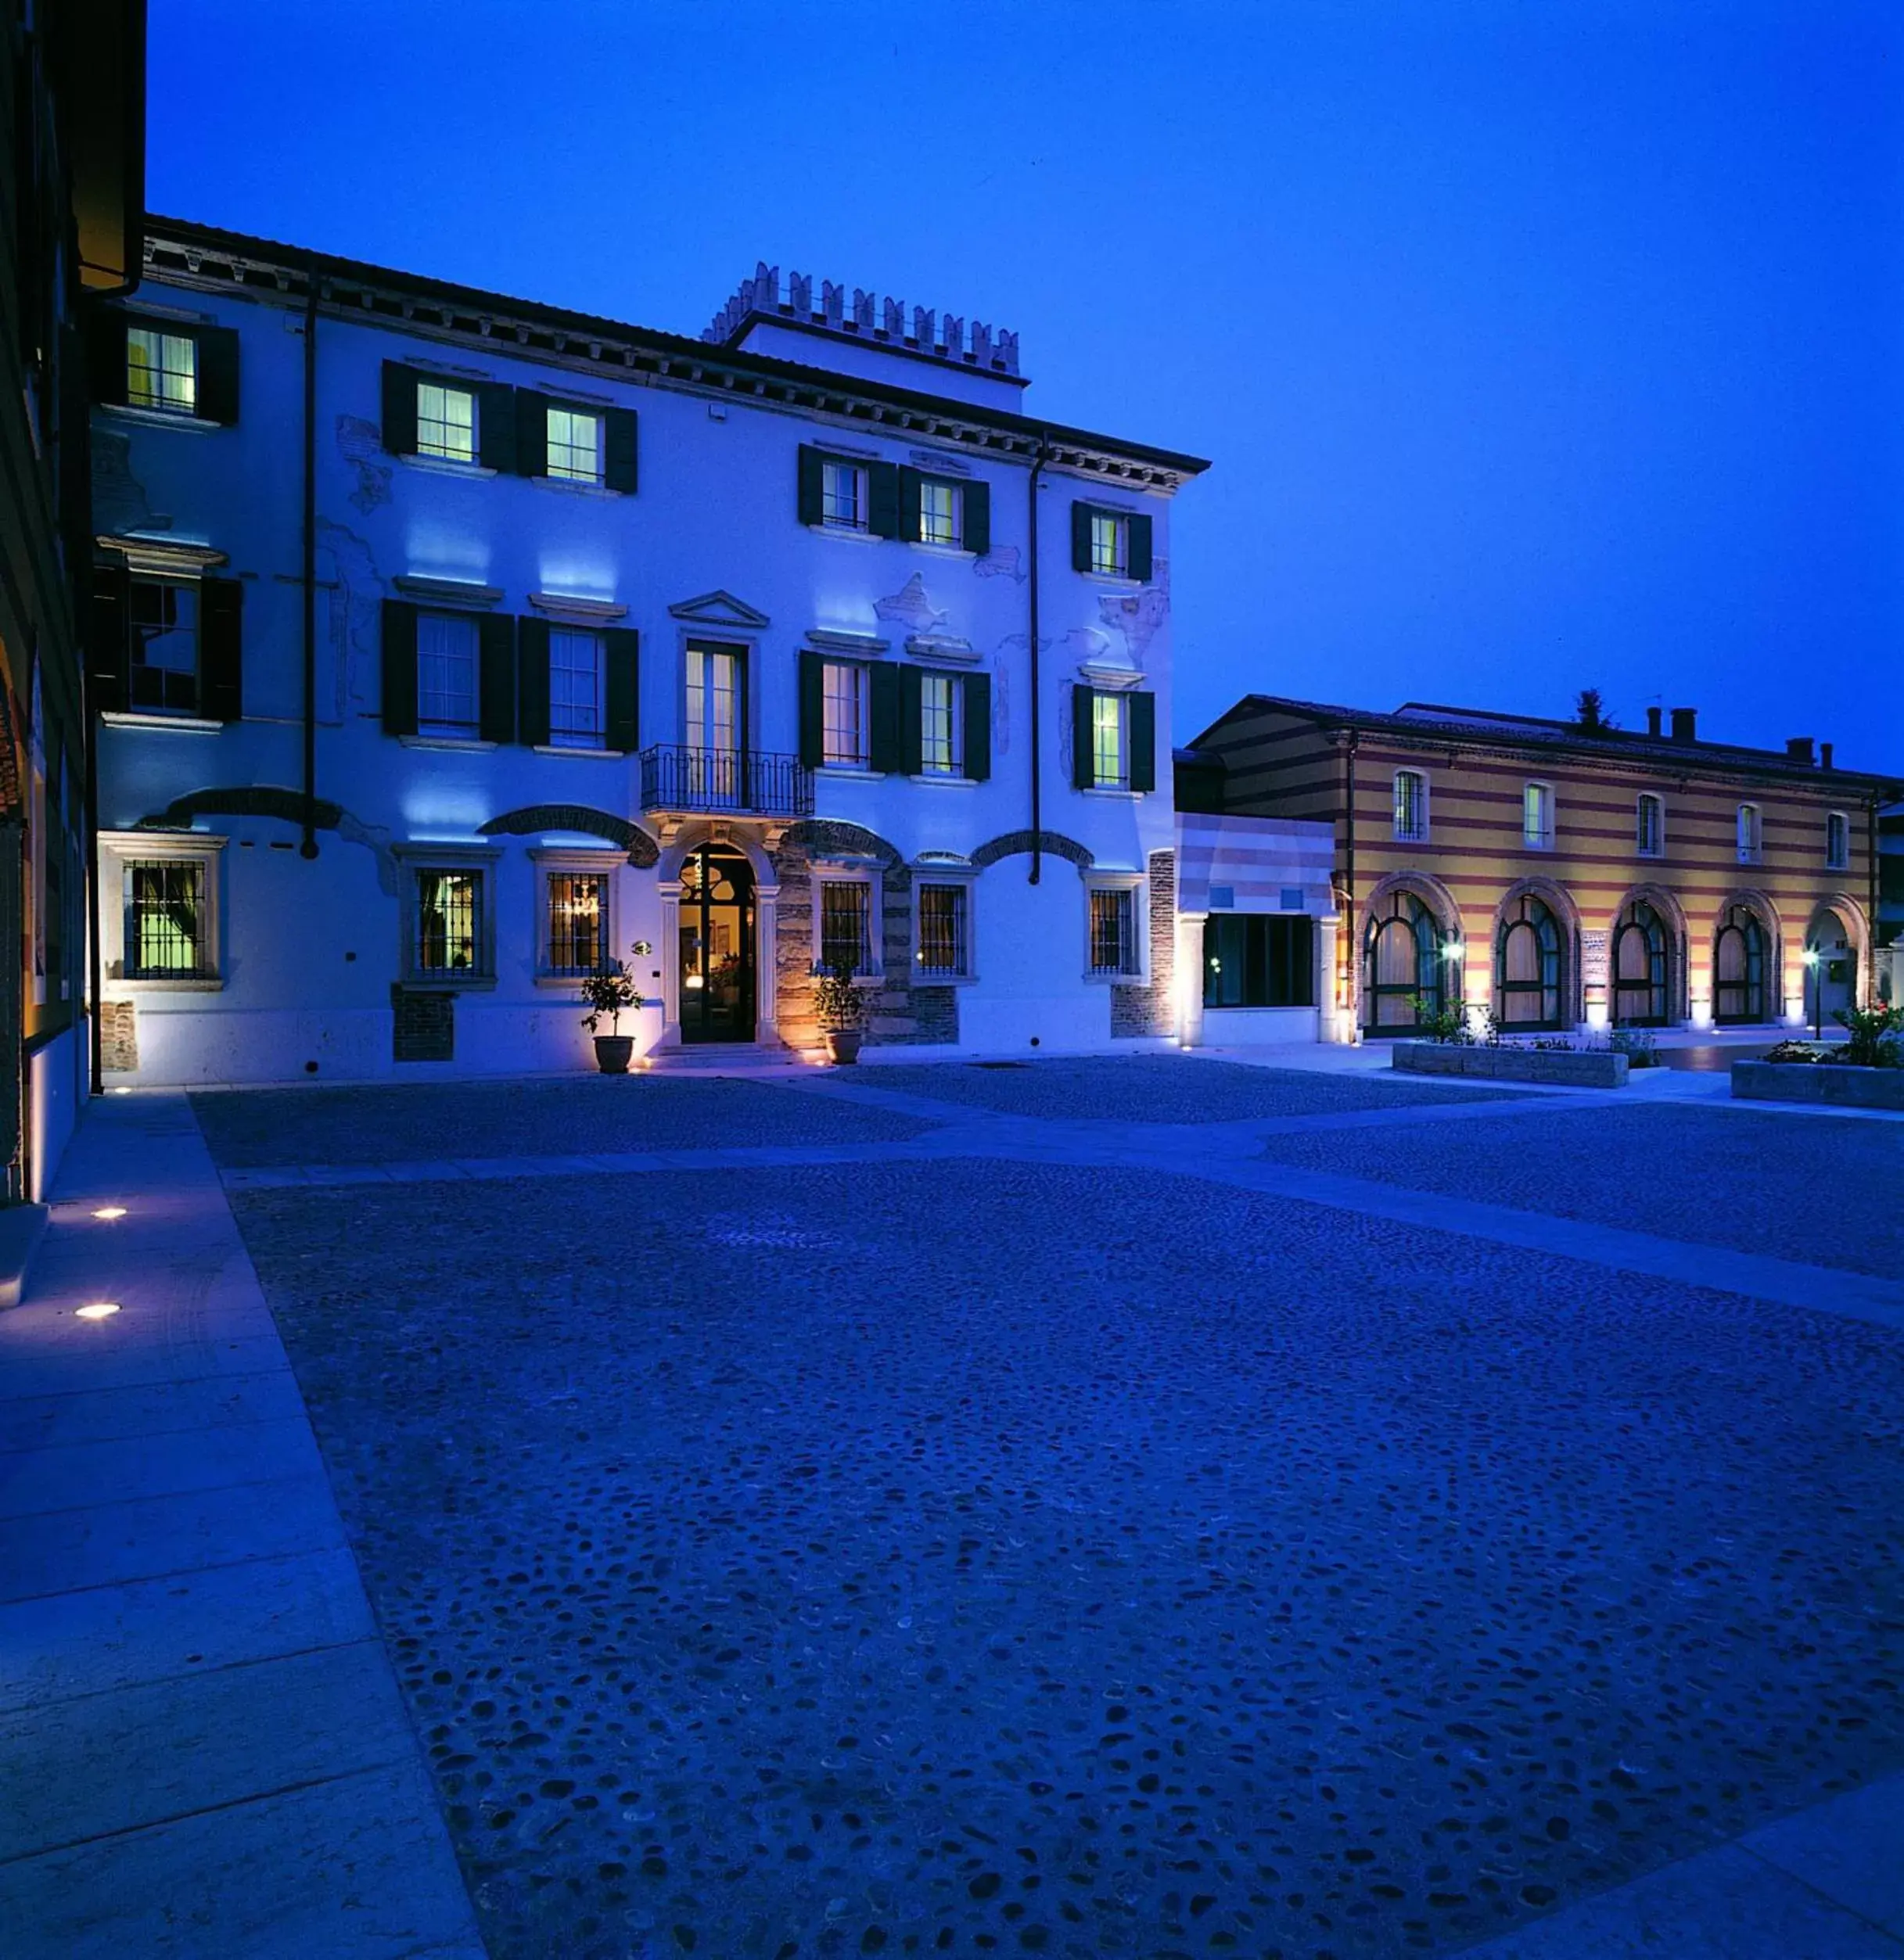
[200,1060,1904,1960]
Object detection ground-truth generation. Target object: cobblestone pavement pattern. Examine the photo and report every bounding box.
[201,1057,1904,1960]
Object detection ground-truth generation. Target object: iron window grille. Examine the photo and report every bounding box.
[415,382,476,463]
[1393,770,1428,842]
[1612,898,1669,1026]
[919,480,961,547]
[547,873,608,975]
[1714,903,1768,1022]
[1636,793,1665,859]
[821,460,866,529]
[417,612,480,733]
[549,628,605,746]
[127,326,197,415]
[1089,887,1137,975]
[416,870,483,975]
[822,662,871,767]
[1088,511,1128,576]
[920,673,962,774]
[128,578,200,714]
[1737,803,1763,863]
[820,881,874,975]
[1826,812,1849,871]
[917,884,968,976]
[546,405,602,483]
[124,861,206,977]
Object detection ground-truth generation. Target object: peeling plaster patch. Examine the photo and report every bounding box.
[337,811,401,898]
[318,519,383,721]
[1059,626,1112,670]
[336,415,393,513]
[990,660,1009,757]
[1097,555,1169,665]
[873,573,949,638]
[974,545,1026,584]
[91,430,170,533]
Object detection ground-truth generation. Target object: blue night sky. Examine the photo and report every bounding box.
[149,2,1902,763]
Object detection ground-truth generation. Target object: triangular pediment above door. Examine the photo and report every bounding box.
[667,590,771,629]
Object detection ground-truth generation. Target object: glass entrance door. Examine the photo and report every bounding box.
[679,845,756,1043]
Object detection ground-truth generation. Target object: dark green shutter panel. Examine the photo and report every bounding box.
[963,669,992,781]
[797,445,824,526]
[517,616,551,745]
[1128,512,1154,583]
[515,392,549,478]
[1072,684,1096,790]
[381,363,417,456]
[87,309,128,407]
[381,599,419,734]
[604,407,638,493]
[479,615,516,744]
[199,576,243,722]
[1129,690,1157,793]
[868,461,901,540]
[477,382,517,473]
[604,629,640,752]
[196,326,240,424]
[1071,501,1093,573]
[798,650,826,766]
[868,661,902,772]
[89,562,131,713]
[896,666,924,776]
[963,479,991,556]
[898,467,924,542]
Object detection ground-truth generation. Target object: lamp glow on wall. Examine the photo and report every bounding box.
[1802,946,1823,1041]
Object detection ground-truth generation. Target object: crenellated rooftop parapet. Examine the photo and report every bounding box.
[703,261,1022,377]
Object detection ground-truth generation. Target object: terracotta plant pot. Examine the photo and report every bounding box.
[593,1035,634,1075]
[824,1029,864,1066]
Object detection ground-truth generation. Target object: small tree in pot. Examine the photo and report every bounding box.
[813,954,868,1064]
[580,955,641,1074]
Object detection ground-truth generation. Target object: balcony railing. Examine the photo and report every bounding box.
[639,745,814,820]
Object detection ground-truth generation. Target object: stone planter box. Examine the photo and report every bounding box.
[1393,1042,1629,1089]
[1732,1061,1904,1109]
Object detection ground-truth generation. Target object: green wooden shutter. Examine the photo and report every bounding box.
[869,661,902,772]
[1071,501,1093,573]
[196,326,240,424]
[604,629,640,752]
[897,666,924,775]
[1129,689,1157,793]
[516,616,551,745]
[963,479,991,556]
[87,310,128,407]
[604,407,638,493]
[963,670,992,781]
[515,392,549,478]
[1072,684,1096,789]
[868,462,901,540]
[477,382,517,473]
[89,562,131,713]
[381,363,417,456]
[898,467,924,542]
[199,576,243,722]
[381,600,419,734]
[479,615,517,743]
[797,446,824,526]
[1128,512,1155,583]
[799,651,826,767]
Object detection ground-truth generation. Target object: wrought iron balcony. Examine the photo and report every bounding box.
[638,745,814,820]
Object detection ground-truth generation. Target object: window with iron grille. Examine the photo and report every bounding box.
[821,459,866,530]
[417,612,480,733]
[1393,769,1428,842]
[416,382,476,463]
[822,662,870,766]
[1826,810,1849,871]
[549,628,605,746]
[1089,887,1137,975]
[920,672,962,775]
[128,578,199,714]
[415,870,483,975]
[1089,510,1128,576]
[917,883,968,977]
[1737,802,1762,864]
[124,861,206,976]
[546,405,602,483]
[919,480,961,547]
[819,880,873,975]
[547,873,608,974]
[127,326,197,415]
[1636,792,1665,859]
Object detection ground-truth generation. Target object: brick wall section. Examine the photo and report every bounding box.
[390,984,454,1061]
[1112,848,1177,1039]
[98,1000,138,1072]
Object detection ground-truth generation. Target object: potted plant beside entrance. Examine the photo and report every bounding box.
[580,956,641,1074]
[814,955,868,1065]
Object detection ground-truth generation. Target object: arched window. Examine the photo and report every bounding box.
[1612,898,1669,1026]
[1496,894,1563,1028]
[1363,890,1444,1031]
[1713,903,1768,1024]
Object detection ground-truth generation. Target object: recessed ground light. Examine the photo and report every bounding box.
[111,1086,131,1096]
[76,1302,121,1320]
[92,1207,127,1221]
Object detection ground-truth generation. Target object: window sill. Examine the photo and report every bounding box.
[1393,831,1430,845]
[400,975,498,992]
[911,771,976,788]
[910,540,972,560]
[1081,570,1145,589]
[533,743,623,759]
[99,404,225,434]
[1083,970,1146,986]
[102,711,225,734]
[809,971,886,987]
[818,763,884,781]
[401,734,498,752]
[112,975,225,994]
[811,522,882,544]
[531,474,619,497]
[401,454,496,479]
[913,968,978,987]
[1083,784,1142,800]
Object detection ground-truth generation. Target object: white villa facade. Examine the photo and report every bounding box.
[88,225,1211,1081]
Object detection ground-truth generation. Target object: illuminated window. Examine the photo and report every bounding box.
[546,872,609,975]
[1737,802,1762,864]
[917,883,969,977]
[919,480,961,547]
[546,405,602,483]
[128,578,199,714]
[124,861,205,976]
[920,673,962,775]
[819,879,874,975]
[415,382,476,463]
[1393,770,1428,842]
[549,628,605,747]
[821,459,866,530]
[1636,792,1665,859]
[416,612,480,734]
[1089,510,1128,576]
[415,870,483,975]
[1826,810,1849,871]
[1089,886,1138,975]
[127,327,196,414]
[821,662,871,767]
[1523,781,1555,850]
[1091,691,1128,788]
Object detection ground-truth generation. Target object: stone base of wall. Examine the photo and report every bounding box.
[391,985,454,1062]
[99,1000,139,1073]
[1732,1060,1904,1108]
[1395,1042,1629,1088]
[1112,849,1177,1039]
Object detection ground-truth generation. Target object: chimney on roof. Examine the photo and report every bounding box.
[1669,706,1698,744]
[1646,705,1662,738]
[1821,741,1834,771]
[1786,736,1816,766]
